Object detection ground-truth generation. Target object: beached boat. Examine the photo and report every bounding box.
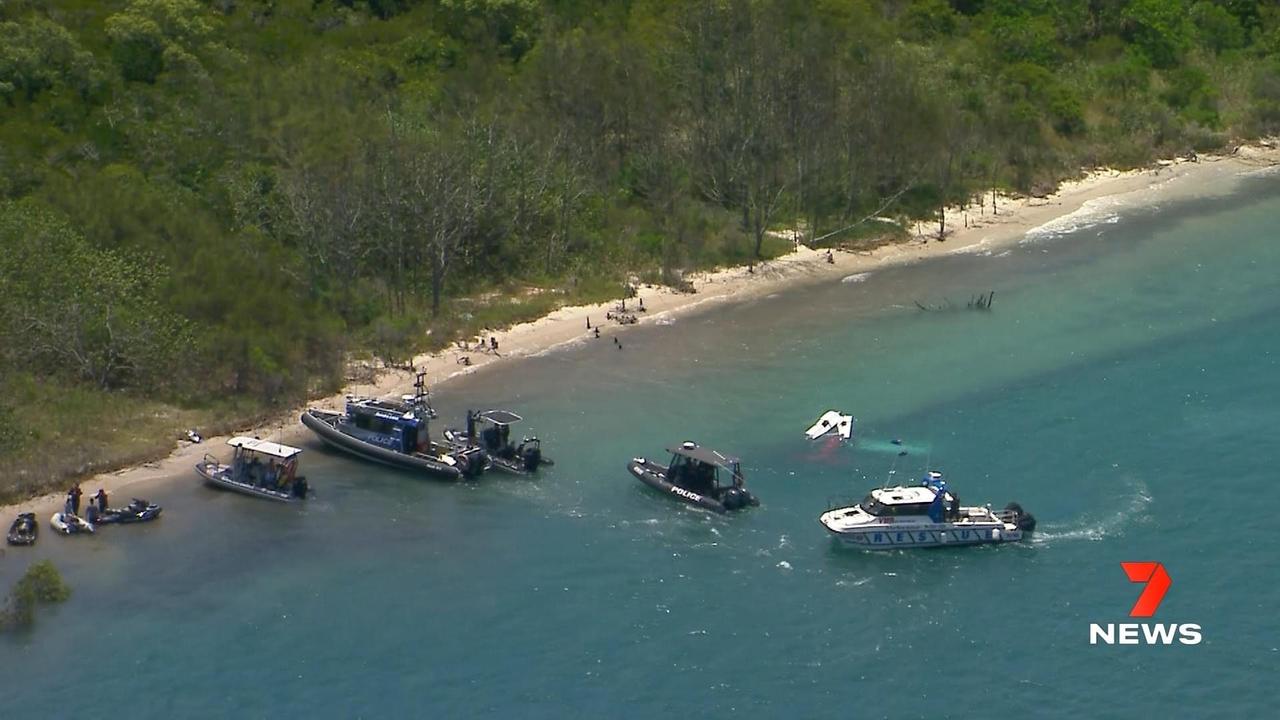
[196,437,310,502]
[86,499,162,525]
[628,441,759,513]
[7,512,37,545]
[50,512,94,535]
[300,375,487,480]
[819,471,1035,549]
[443,410,553,476]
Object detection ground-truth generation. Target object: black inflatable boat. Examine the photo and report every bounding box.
[627,441,759,513]
[86,499,162,525]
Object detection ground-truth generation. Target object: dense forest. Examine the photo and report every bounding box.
[2,0,1279,495]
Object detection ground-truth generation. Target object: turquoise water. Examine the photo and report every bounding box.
[4,173,1280,717]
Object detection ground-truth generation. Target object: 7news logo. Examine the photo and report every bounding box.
[1089,562,1202,645]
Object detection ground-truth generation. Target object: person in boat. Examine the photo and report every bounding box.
[949,494,960,521]
[264,461,277,489]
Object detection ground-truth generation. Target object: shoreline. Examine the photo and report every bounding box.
[5,145,1279,518]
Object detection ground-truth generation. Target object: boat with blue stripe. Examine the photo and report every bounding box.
[819,471,1035,549]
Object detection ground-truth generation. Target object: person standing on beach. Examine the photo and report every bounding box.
[93,488,108,512]
[69,483,83,515]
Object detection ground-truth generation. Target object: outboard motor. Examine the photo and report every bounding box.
[1005,502,1036,532]
[721,486,755,511]
[293,478,309,499]
[518,439,542,471]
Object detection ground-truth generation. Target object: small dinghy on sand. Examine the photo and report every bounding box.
[7,512,37,546]
[805,410,853,441]
[50,512,94,535]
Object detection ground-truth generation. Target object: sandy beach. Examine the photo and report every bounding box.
[5,144,1278,519]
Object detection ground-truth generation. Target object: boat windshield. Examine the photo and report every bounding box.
[859,494,885,516]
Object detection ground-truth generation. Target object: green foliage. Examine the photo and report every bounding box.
[1123,0,1193,68]
[1,561,71,632]
[1162,66,1220,127]
[1190,2,1248,54]
[0,199,193,390]
[903,0,959,41]
[0,401,26,455]
[0,16,100,103]
[105,0,218,83]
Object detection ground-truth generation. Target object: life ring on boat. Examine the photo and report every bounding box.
[455,453,471,476]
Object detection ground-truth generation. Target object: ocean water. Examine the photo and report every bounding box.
[3,173,1280,718]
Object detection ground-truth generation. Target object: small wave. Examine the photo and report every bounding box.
[841,272,871,284]
[1241,163,1280,178]
[1023,201,1123,243]
[525,335,593,358]
[1031,479,1152,545]
[835,576,873,588]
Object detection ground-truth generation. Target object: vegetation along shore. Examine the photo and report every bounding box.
[5,0,1280,505]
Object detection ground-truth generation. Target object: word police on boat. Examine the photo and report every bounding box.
[1088,562,1202,646]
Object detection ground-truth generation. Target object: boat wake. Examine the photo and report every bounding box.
[1030,479,1152,545]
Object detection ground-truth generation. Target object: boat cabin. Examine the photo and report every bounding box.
[470,409,523,450]
[665,442,744,496]
[228,436,302,490]
[858,472,961,522]
[344,398,431,455]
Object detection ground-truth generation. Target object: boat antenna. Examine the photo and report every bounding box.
[882,454,900,490]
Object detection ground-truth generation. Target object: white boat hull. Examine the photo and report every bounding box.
[822,522,1023,549]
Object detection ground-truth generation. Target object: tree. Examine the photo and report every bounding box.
[0,200,191,389]
[105,0,217,83]
[0,17,99,104]
[678,0,788,259]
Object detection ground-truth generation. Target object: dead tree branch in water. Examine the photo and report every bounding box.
[914,290,995,312]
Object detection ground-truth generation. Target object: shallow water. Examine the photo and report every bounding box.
[3,173,1279,718]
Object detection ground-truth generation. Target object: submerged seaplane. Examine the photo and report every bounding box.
[805,410,854,441]
[819,471,1035,549]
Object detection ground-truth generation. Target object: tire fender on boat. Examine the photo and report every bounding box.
[456,453,471,475]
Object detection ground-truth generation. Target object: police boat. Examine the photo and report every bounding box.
[196,436,310,502]
[627,441,759,513]
[819,471,1035,549]
[443,410,552,476]
[301,374,488,480]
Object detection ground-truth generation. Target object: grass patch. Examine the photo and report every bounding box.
[0,373,273,504]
